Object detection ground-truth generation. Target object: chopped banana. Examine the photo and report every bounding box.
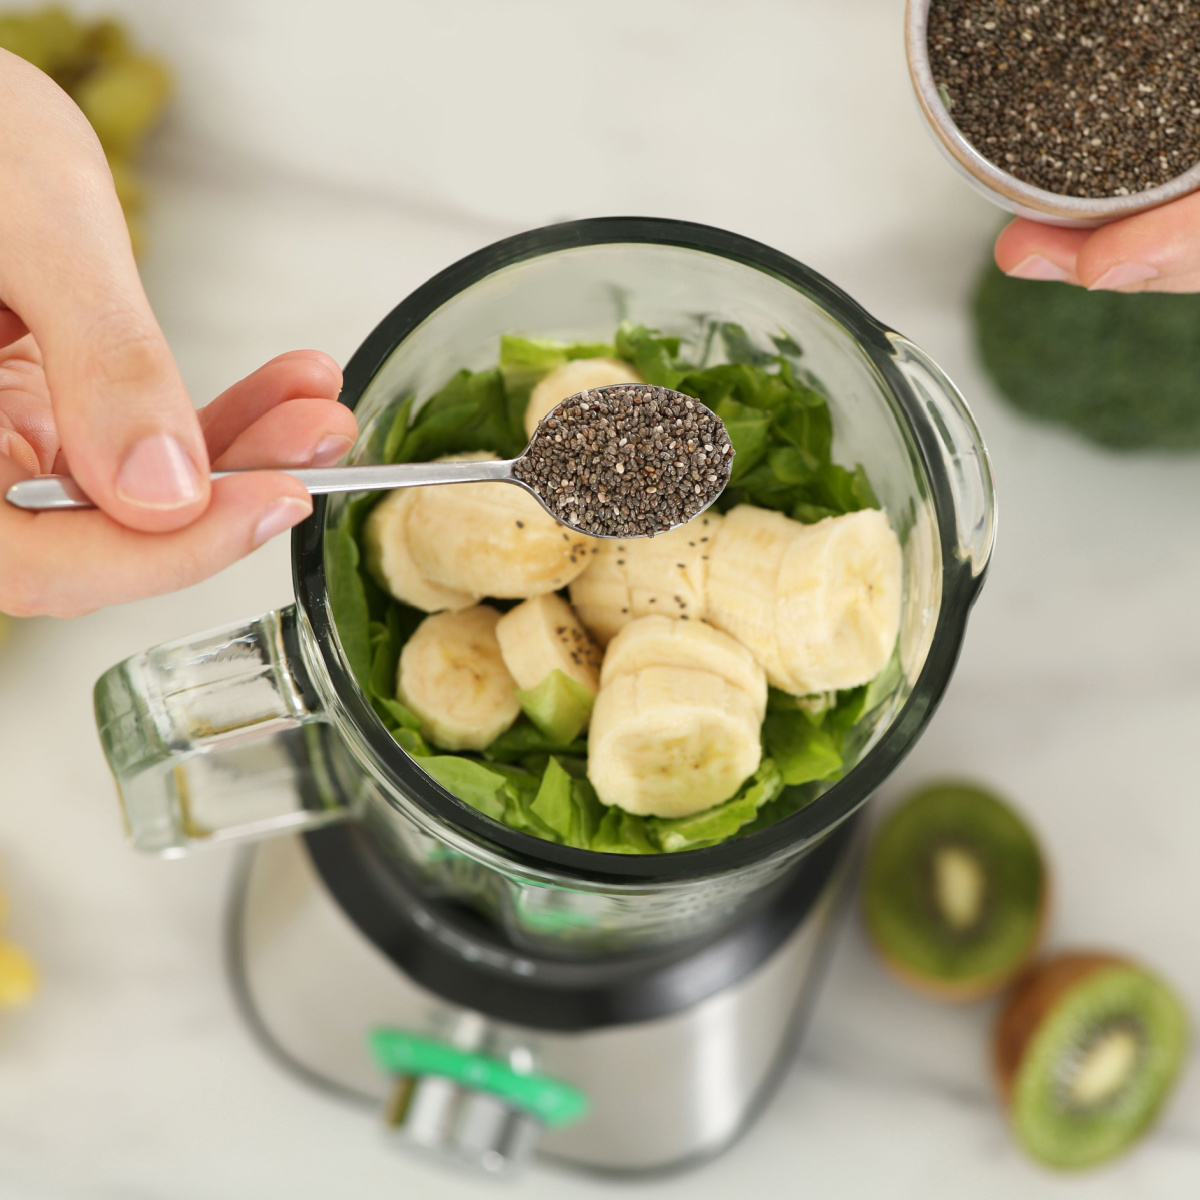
[495,593,600,694]
[524,357,642,439]
[407,453,599,599]
[362,487,477,613]
[587,666,763,818]
[496,593,601,742]
[600,615,767,722]
[707,504,903,695]
[775,509,902,693]
[568,512,722,646]
[397,606,520,751]
[706,505,805,689]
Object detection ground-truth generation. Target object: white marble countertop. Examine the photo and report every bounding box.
[2,2,1200,1196]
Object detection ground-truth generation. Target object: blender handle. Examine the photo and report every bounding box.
[94,605,348,856]
[888,334,996,578]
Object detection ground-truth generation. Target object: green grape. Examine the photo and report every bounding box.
[73,53,170,157]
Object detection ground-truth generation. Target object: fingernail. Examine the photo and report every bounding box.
[116,434,203,509]
[1088,262,1159,291]
[1007,255,1074,283]
[253,497,312,547]
[310,434,353,467]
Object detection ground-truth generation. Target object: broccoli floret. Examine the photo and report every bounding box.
[973,261,1200,451]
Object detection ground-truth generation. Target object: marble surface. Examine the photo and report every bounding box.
[2,1,1200,1196]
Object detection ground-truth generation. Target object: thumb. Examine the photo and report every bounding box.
[1076,190,1200,294]
[0,51,208,532]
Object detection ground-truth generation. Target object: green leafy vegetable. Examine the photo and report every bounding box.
[651,759,784,851]
[526,757,606,850]
[381,395,415,464]
[330,320,895,855]
[590,806,658,855]
[497,335,620,444]
[614,321,683,388]
[396,367,524,463]
[327,523,372,689]
[419,756,511,821]
[762,711,843,786]
[392,727,431,757]
[482,717,588,764]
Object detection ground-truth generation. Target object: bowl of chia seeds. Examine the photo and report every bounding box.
[906,0,1200,226]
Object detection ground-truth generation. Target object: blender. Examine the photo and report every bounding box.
[93,218,994,1177]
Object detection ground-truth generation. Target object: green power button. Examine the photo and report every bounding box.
[368,1029,589,1129]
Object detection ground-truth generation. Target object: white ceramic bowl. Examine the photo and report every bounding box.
[905,0,1200,228]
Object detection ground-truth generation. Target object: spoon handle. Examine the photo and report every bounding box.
[4,459,518,512]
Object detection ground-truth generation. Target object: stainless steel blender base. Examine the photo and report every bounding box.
[226,834,852,1176]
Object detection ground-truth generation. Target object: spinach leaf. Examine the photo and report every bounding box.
[762,710,843,786]
[527,757,604,849]
[720,322,777,367]
[366,604,424,729]
[398,367,524,462]
[771,332,804,358]
[711,397,771,482]
[483,717,588,764]
[651,759,784,852]
[499,335,616,388]
[590,806,658,854]
[326,521,372,689]
[382,395,415,463]
[614,322,683,388]
[419,756,510,821]
[392,727,431,757]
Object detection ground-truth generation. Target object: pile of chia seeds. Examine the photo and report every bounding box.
[928,0,1200,198]
[514,384,733,538]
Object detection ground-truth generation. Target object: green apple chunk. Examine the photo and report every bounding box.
[516,670,596,745]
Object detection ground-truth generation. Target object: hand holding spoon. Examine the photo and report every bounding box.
[6,384,733,539]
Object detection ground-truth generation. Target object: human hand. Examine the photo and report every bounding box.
[994,191,1200,294]
[0,50,357,618]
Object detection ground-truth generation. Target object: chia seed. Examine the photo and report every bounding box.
[928,0,1200,198]
[514,384,734,538]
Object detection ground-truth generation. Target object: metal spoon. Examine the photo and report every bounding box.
[4,384,733,539]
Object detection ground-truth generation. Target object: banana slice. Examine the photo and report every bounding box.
[407,453,599,599]
[568,512,722,646]
[705,505,805,689]
[600,615,767,721]
[587,666,763,818]
[362,488,477,613]
[776,508,903,693]
[397,605,520,751]
[525,357,642,439]
[494,592,601,693]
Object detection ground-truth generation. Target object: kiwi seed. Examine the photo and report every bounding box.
[994,953,1189,1170]
[862,782,1048,1000]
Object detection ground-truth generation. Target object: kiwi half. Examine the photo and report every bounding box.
[863,783,1047,999]
[995,954,1189,1169]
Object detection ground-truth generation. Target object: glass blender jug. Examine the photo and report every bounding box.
[96,217,993,956]
[93,219,993,1173]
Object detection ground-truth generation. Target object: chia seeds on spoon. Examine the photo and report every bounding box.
[515,384,733,538]
[928,0,1200,198]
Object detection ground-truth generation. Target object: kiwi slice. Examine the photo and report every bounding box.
[995,954,1189,1169]
[863,782,1047,999]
